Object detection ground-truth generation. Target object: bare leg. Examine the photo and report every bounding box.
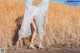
[38,26,44,49]
[16,40,19,49]
[35,14,45,49]
[16,39,23,49]
[39,39,44,49]
[29,20,37,49]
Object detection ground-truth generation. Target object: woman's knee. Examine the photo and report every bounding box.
[32,20,37,31]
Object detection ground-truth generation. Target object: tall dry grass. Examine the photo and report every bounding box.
[0,0,80,48]
[44,2,80,48]
[0,0,24,48]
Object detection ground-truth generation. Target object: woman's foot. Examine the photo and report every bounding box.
[39,42,44,49]
[29,44,36,49]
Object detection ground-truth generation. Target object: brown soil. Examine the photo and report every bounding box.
[6,48,80,53]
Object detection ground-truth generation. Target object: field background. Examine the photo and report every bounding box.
[0,0,80,49]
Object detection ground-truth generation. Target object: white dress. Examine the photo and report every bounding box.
[18,0,49,41]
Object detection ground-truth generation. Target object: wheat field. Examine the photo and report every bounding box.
[0,0,80,48]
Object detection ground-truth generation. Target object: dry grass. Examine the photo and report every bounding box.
[0,0,80,48]
[0,0,24,48]
[44,2,80,48]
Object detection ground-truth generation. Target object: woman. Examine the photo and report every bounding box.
[16,0,49,49]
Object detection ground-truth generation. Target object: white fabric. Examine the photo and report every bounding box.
[18,0,49,41]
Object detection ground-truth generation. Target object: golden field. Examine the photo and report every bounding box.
[0,0,80,48]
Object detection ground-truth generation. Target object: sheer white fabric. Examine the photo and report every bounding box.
[18,0,49,41]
